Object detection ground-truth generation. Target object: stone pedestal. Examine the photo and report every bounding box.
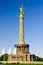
[8,53,31,61]
[15,44,29,54]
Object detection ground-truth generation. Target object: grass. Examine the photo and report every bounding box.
[2,63,43,65]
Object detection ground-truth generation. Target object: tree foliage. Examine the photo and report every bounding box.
[0,54,8,61]
[33,54,43,61]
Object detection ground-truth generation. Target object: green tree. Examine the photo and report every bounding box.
[0,54,8,61]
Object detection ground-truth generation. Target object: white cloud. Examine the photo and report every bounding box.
[8,47,11,54]
[1,48,5,55]
[13,47,16,54]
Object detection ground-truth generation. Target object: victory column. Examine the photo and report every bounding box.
[8,6,33,61]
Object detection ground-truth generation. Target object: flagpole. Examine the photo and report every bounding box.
[4,54,5,61]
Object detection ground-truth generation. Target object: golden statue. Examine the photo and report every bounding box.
[20,7,24,15]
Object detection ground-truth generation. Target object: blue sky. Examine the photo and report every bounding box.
[0,0,43,57]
